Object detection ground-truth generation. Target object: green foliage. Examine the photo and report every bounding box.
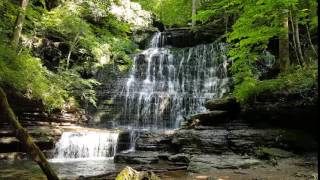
[0,44,101,109]
[134,0,192,26]
[53,70,101,107]
[0,0,143,110]
[234,64,318,103]
[0,0,18,42]
[197,0,318,104]
[0,44,67,109]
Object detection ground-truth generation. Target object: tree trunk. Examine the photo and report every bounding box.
[306,24,318,58]
[289,9,301,65]
[192,0,197,27]
[11,0,29,48]
[0,88,60,180]
[294,16,304,65]
[224,14,229,34]
[66,33,80,70]
[279,15,290,72]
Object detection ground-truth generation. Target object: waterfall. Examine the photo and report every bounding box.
[50,32,229,163]
[51,131,119,162]
[112,32,230,130]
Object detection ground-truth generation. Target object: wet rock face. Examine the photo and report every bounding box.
[186,111,231,127]
[240,89,318,134]
[172,124,318,155]
[172,128,229,154]
[0,126,62,153]
[163,28,222,48]
[135,131,174,151]
[117,131,131,153]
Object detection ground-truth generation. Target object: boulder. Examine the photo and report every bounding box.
[188,154,261,173]
[116,166,160,180]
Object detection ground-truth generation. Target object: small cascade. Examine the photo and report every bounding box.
[111,32,230,130]
[51,131,119,161]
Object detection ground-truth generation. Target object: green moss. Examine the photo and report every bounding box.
[116,166,160,180]
[255,147,294,159]
[234,64,318,103]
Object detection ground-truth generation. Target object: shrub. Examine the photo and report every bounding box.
[233,64,318,103]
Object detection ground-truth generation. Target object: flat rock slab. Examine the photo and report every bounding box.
[255,147,295,159]
[114,151,160,164]
[168,153,191,164]
[188,154,261,173]
[172,129,229,154]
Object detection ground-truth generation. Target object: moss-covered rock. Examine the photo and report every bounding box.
[116,166,160,180]
[255,147,295,160]
[205,96,240,111]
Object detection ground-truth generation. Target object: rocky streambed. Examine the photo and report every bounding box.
[89,94,317,179]
[0,90,317,179]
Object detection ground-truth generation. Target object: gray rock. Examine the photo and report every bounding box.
[227,129,284,154]
[188,154,261,172]
[172,129,229,154]
[188,110,231,126]
[136,131,173,151]
[255,147,295,159]
[114,151,159,164]
[168,153,190,164]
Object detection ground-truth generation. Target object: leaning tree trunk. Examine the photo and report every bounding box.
[294,16,304,65]
[11,0,29,48]
[279,15,290,72]
[0,88,59,180]
[289,9,301,65]
[306,24,318,58]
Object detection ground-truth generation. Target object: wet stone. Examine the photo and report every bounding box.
[188,154,261,173]
[114,151,160,164]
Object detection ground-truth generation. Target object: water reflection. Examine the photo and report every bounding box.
[0,159,116,179]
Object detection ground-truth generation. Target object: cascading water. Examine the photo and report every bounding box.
[112,32,230,130]
[49,32,230,177]
[51,131,119,161]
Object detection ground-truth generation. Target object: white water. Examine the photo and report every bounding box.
[114,32,230,130]
[50,131,119,162]
[49,33,230,177]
